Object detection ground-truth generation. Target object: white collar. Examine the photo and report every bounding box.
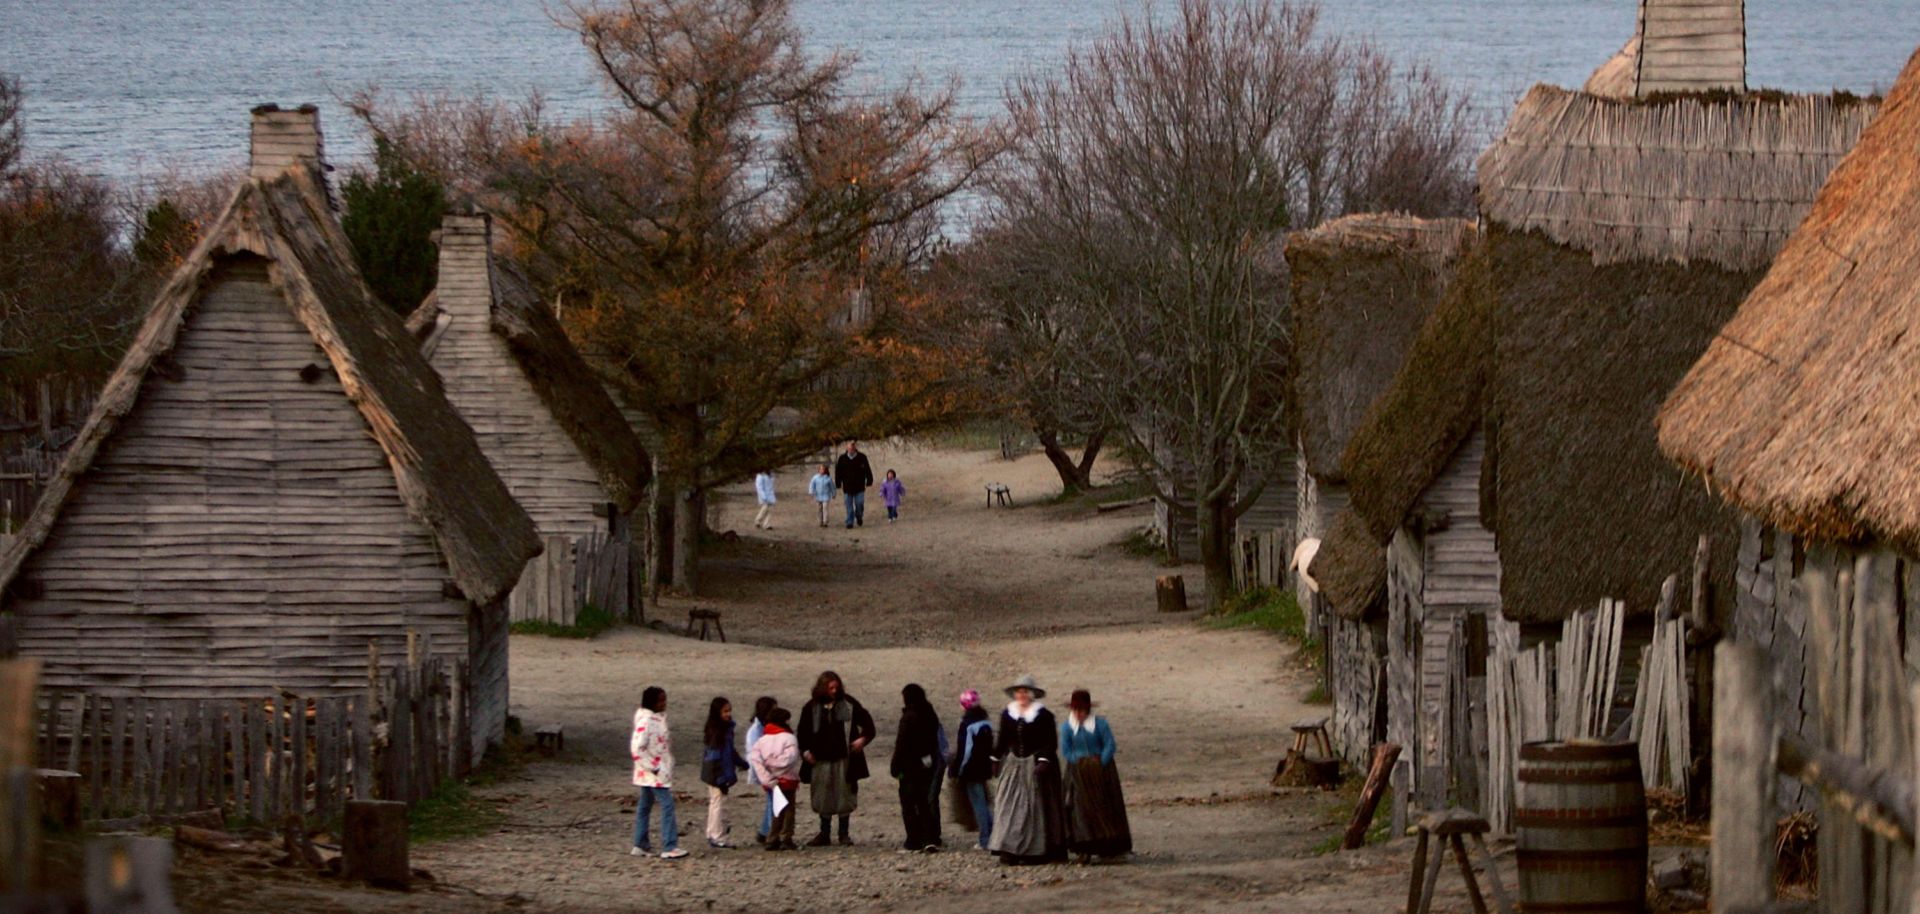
[1006,700,1044,723]
[1068,713,1098,734]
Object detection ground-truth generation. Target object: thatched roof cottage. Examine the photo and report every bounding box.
[409,214,650,621]
[1658,50,1920,878]
[1472,83,1875,626]
[0,107,541,757]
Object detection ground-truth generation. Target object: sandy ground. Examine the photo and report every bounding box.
[171,443,1513,913]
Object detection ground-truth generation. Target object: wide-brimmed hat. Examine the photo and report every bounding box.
[1004,674,1046,699]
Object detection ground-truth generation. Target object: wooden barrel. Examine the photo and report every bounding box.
[1515,740,1648,913]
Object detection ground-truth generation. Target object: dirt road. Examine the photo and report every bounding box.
[178,442,1503,913]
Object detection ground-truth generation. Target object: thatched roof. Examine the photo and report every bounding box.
[408,214,651,512]
[1286,213,1475,483]
[0,128,541,605]
[1312,510,1387,621]
[1477,85,1878,272]
[1339,237,1492,544]
[1660,49,1920,551]
[1584,36,1642,100]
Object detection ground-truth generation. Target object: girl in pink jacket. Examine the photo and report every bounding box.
[747,707,802,851]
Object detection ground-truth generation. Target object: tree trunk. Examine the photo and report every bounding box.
[1037,430,1085,494]
[670,487,704,596]
[644,474,673,602]
[1196,489,1235,612]
[1037,428,1108,494]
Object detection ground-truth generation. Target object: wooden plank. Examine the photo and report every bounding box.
[87,694,104,818]
[291,696,308,821]
[130,698,151,816]
[211,703,227,814]
[352,692,372,801]
[268,697,285,822]
[108,696,128,817]
[248,698,265,823]
[389,667,411,804]
[1713,641,1774,914]
[64,693,83,773]
[314,698,333,824]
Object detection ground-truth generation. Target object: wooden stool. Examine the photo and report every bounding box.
[534,725,565,756]
[1406,808,1512,914]
[984,483,1012,507]
[1290,717,1334,760]
[687,609,726,642]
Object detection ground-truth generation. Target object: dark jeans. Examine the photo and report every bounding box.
[898,766,938,849]
[886,505,899,520]
[844,491,866,527]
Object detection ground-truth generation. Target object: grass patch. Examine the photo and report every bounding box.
[409,779,504,843]
[1307,785,1394,854]
[509,602,620,639]
[1118,527,1165,561]
[1204,586,1310,643]
[1045,473,1157,510]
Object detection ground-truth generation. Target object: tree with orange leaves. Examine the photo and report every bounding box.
[359,0,998,595]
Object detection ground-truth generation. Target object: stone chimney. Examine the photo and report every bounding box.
[249,104,326,182]
[434,212,494,320]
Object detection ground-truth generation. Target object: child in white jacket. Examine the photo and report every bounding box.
[630,686,687,858]
[747,707,802,851]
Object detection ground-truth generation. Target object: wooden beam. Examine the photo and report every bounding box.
[1713,641,1774,914]
[1776,735,1914,846]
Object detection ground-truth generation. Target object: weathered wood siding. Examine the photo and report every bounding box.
[466,600,508,758]
[1635,0,1746,97]
[1328,614,1385,768]
[8,261,474,695]
[425,238,610,542]
[1413,429,1501,611]
[1296,463,1349,614]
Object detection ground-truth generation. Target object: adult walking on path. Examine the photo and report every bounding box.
[629,686,688,859]
[950,689,996,850]
[988,675,1066,865]
[808,464,835,528]
[892,683,945,852]
[797,670,877,846]
[753,470,777,530]
[835,441,874,529]
[1059,689,1132,863]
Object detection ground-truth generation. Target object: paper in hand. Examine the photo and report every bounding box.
[773,787,790,816]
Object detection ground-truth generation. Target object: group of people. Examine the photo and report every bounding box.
[629,671,1132,866]
[753,440,907,531]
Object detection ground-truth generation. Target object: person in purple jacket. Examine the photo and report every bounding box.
[879,469,906,523]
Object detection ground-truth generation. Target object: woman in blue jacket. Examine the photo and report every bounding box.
[1058,689,1131,862]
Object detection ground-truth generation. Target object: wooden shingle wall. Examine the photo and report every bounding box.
[426,228,610,542]
[1636,0,1746,97]
[1413,429,1500,611]
[9,261,472,695]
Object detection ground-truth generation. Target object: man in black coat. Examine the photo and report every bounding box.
[833,440,874,529]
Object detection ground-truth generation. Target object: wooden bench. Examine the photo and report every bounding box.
[984,483,1011,507]
[1273,716,1340,788]
[1406,808,1511,914]
[687,609,726,643]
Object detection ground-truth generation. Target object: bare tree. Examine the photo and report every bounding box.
[974,0,1475,608]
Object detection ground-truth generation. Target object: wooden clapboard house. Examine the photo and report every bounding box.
[1312,230,1496,809]
[0,107,541,758]
[1281,213,1476,769]
[1658,47,1920,910]
[409,214,650,624]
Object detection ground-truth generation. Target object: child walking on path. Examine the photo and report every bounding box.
[880,470,906,523]
[753,471,777,530]
[744,696,777,844]
[631,686,687,859]
[748,708,803,851]
[701,697,751,848]
[808,464,835,528]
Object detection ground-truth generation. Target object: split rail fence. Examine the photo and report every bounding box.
[27,655,467,824]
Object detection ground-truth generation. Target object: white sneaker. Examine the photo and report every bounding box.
[660,848,689,859]
[630,847,651,857]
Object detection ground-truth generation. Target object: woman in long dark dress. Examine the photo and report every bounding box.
[987,674,1066,864]
[796,670,876,846]
[1059,689,1132,862]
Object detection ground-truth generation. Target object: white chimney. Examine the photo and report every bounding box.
[249,104,326,182]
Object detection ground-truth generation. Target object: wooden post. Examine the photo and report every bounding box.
[1155,575,1188,613]
[1712,641,1774,914]
[1908,682,1920,914]
[1342,742,1402,850]
[342,800,409,888]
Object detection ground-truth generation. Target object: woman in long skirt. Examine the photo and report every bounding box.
[1059,689,1131,863]
[987,675,1066,864]
[796,670,875,846]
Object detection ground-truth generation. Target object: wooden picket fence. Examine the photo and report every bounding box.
[30,657,466,824]
[509,531,636,626]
